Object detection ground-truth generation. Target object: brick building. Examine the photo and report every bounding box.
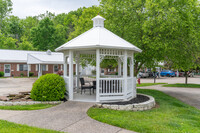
[0,49,64,77]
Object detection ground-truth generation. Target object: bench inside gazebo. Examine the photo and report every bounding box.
[56,15,142,102]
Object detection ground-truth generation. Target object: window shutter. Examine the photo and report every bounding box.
[17,64,19,71]
[46,65,48,71]
[28,65,31,71]
[36,65,38,71]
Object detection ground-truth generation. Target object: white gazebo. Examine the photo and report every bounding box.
[55,15,142,102]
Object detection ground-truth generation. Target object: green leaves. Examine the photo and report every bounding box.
[31,74,66,101]
[31,17,56,51]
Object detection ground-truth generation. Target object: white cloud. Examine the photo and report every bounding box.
[11,0,99,18]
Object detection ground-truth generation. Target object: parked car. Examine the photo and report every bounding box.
[176,71,194,77]
[147,71,154,77]
[160,70,175,77]
[138,72,149,78]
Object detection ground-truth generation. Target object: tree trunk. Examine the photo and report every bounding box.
[185,71,188,84]
[154,72,156,83]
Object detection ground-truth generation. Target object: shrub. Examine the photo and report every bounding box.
[20,73,24,77]
[0,71,4,77]
[29,72,34,77]
[92,70,96,75]
[31,74,66,101]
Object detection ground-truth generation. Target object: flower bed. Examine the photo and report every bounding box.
[95,94,155,111]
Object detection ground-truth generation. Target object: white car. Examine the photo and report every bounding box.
[138,72,149,78]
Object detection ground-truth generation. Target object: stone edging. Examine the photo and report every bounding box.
[0,101,63,106]
[95,94,155,111]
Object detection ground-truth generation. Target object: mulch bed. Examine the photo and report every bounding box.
[103,94,149,105]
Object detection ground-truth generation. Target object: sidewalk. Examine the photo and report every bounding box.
[0,101,135,133]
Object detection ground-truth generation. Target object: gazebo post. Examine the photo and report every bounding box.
[118,58,121,76]
[123,50,128,100]
[96,49,100,102]
[69,50,74,100]
[130,52,134,77]
[76,53,80,92]
[130,52,135,97]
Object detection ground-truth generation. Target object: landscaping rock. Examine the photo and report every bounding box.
[0,96,9,101]
[24,95,30,99]
[19,91,31,95]
[110,105,118,110]
[8,94,18,97]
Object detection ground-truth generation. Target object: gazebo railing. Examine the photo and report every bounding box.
[99,78,123,94]
[70,74,136,101]
[99,78,124,101]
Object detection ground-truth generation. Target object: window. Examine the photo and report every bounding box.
[54,65,59,72]
[42,65,46,71]
[19,64,28,71]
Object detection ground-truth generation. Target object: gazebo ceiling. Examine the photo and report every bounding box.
[55,15,142,53]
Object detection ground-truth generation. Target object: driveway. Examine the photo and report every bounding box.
[0,101,135,133]
[0,78,37,96]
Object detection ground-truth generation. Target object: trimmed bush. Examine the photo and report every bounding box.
[0,71,4,77]
[29,72,34,77]
[20,73,24,77]
[31,74,66,101]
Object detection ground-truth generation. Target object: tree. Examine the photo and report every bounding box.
[7,15,23,41]
[0,31,17,49]
[20,16,39,41]
[31,17,56,51]
[63,8,84,40]
[100,0,167,76]
[0,0,12,30]
[68,6,100,40]
[161,0,200,84]
[17,37,35,50]
[53,24,67,50]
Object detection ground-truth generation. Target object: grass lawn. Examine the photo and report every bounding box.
[88,89,200,133]
[137,83,167,87]
[0,104,57,110]
[0,120,62,133]
[163,83,200,88]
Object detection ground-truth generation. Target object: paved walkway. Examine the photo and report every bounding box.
[138,85,200,109]
[0,101,135,133]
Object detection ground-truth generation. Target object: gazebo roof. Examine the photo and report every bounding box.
[55,15,142,52]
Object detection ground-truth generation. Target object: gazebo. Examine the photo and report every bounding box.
[55,15,142,102]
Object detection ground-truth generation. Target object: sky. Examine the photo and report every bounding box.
[11,0,99,19]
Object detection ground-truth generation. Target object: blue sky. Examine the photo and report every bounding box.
[11,0,99,18]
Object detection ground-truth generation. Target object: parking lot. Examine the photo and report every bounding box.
[0,76,199,97]
[139,76,200,84]
[0,78,37,96]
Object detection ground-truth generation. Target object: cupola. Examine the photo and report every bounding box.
[92,15,106,28]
